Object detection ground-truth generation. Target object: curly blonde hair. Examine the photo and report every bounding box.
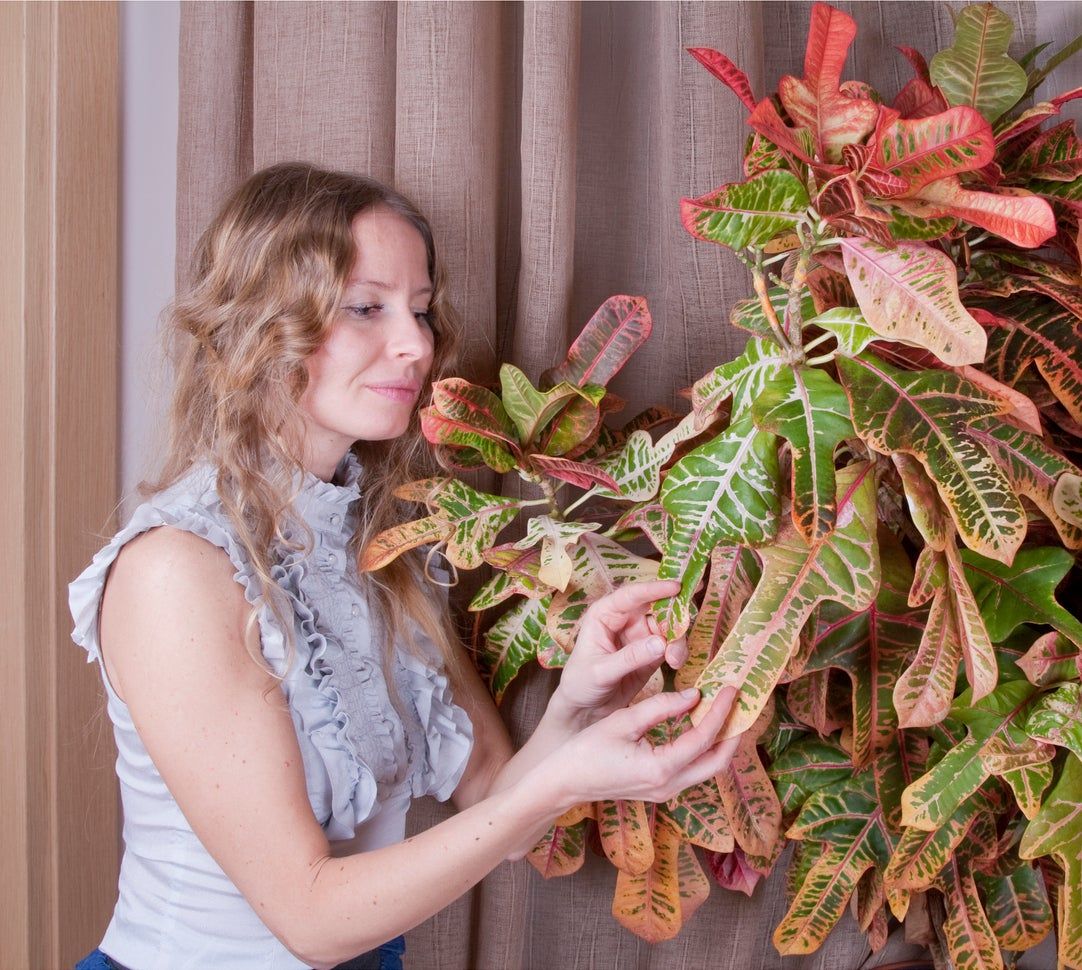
[146,162,463,678]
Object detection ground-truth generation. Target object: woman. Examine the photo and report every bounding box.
[71,163,739,970]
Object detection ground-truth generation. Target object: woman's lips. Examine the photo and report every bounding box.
[367,384,419,402]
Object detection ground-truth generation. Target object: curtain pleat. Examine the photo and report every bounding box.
[174,2,1070,967]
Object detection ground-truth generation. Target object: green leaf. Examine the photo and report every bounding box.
[929,4,1027,122]
[1027,683,1082,764]
[659,778,734,853]
[430,479,524,570]
[975,864,1054,952]
[885,792,989,892]
[774,769,895,954]
[690,337,790,428]
[1019,753,1082,968]
[901,675,1044,831]
[480,595,554,702]
[542,294,652,388]
[961,546,1082,649]
[837,353,1026,564]
[469,546,545,611]
[768,735,854,818]
[691,462,880,740]
[731,287,815,338]
[839,239,986,366]
[1026,32,1082,91]
[716,733,783,859]
[499,363,604,446]
[752,367,855,542]
[593,429,678,502]
[934,858,1006,970]
[655,415,780,638]
[419,408,519,473]
[804,307,877,357]
[680,170,809,251]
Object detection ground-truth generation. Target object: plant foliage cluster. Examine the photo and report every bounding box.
[363,5,1082,966]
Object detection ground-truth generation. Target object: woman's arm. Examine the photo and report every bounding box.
[102,529,737,969]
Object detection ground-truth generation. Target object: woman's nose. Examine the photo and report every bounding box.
[389,307,433,359]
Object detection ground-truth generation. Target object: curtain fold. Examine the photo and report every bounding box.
[174,3,1073,967]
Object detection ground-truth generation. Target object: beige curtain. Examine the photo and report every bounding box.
[175,3,1054,968]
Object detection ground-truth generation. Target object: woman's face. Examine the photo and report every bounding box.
[299,207,435,479]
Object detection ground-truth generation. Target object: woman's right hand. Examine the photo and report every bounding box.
[538,684,742,813]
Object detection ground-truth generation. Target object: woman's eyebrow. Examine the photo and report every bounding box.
[347,278,433,298]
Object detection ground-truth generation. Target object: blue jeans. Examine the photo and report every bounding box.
[75,935,406,970]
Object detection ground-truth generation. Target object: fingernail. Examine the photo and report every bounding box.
[680,687,699,699]
[648,636,666,653]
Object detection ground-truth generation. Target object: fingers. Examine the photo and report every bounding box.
[586,580,681,632]
[666,686,737,761]
[616,685,702,737]
[597,633,667,684]
[664,637,688,669]
[667,732,743,794]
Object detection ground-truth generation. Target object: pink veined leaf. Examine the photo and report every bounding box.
[1013,122,1082,182]
[874,106,994,193]
[542,295,652,389]
[528,454,620,493]
[687,47,756,111]
[913,178,1056,248]
[777,3,879,161]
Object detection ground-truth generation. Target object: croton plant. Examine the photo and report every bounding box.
[362,4,1082,967]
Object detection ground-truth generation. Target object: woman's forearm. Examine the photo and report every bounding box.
[296,772,562,967]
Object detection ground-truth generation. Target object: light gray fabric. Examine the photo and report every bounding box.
[69,456,473,967]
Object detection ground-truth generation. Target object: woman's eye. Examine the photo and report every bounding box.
[345,303,381,318]
[415,310,434,328]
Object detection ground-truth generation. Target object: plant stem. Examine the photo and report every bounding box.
[805,350,838,367]
[783,225,815,345]
[752,253,793,352]
[801,330,835,354]
[563,487,601,517]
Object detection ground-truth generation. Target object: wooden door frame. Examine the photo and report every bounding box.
[1,2,120,966]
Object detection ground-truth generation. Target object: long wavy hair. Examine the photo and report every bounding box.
[146,162,463,679]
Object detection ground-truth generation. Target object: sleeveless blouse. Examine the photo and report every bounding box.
[68,457,474,969]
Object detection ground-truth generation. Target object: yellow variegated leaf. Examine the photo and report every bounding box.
[597,799,654,875]
[659,779,734,853]
[528,819,588,879]
[359,514,452,572]
[716,733,783,858]
[612,813,684,943]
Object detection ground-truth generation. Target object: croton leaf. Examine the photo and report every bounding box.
[966,416,1082,549]
[597,799,654,875]
[430,377,520,447]
[528,454,620,493]
[691,462,879,740]
[901,674,1046,831]
[659,778,734,854]
[774,767,895,954]
[838,238,986,366]
[874,105,994,192]
[676,840,711,924]
[751,366,856,542]
[977,298,1082,426]
[513,516,602,592]
[884,207,958,240]
[837,353,1026,564]
[731,287,816,338]
[680,170,810,251]
[885,790,990,898]
[687,47,756,111]
[776,3,879,162]
[527,818,588,878]
[1018,632,1082,688]
[1013,121,1082,182]
[469,545,545,611]
[707,846,762,896]
[691,336,790,427]
[429,478,526,570]
[612,502,673,554]
[746,97,818,167]
[975,864,1054,953]
[804,307,878,357]
[611,813,686,943]
[893,76,950,121]
[655,415,780,638]
[1027,683,1082,764]
[539,395,605,458]
[715,714,783,860]
[933,857,1007,970]
[593,429,679,502]
[675,545,760,691]
[913,177,1056,248]
[419,409,519,473]
[961,546,1082,649]
[768,735,853,819]
[499,364,604,446]
[929,3,1028,123]
[803,530,922,766]
[542,295,652,389]
[893,452,952,550]
[1019,752,1082,969]
[480,595,555,702]
[359,513,452,572]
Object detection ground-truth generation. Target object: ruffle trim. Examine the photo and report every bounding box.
[67,479,379,840]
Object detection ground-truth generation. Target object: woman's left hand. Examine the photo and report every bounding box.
[550,579,689,728]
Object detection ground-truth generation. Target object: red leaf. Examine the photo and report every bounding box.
[1013,122,1082,182]
[707,846,763,897]
[528,454,620,493]
[687,48,756,111]
[746,98,819,167]
[893,78,950,120]
[875,106,994,194]
[896,45,930,83]
[544,295,652,389]
[914,178,1056,248]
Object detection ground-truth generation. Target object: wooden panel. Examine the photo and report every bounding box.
[0,3,120,967]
